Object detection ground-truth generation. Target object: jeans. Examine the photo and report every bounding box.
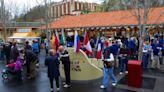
[45,48,49,55]
[114,55,119,68]
[120,58,128,72]
[142,53,148,69]
[102,67,117,87]
[152,56,160,69]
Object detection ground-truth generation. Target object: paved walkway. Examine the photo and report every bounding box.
[0,50,164,92]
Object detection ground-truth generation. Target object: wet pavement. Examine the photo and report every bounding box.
[0,50,164,92]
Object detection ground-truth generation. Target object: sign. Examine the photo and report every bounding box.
[60,48,103,81]
[17,28,31,33]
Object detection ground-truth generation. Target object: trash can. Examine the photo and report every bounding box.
[128,60,142,88]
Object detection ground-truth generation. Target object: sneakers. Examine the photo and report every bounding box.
[119,71,128,75]
[100,83,117,89]
[119,72,123,75]
[36,63,39,68]
[112,83,117,86]
[62,82,66,85]
[50,88,53,92]
[100,85,106,89]
[56,88,60,91]
[63,84,71,88]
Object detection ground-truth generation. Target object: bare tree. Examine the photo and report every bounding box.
[99,0,163,59]
[0,0,13,41]
[120,0,163,59]
[42,0,52,40]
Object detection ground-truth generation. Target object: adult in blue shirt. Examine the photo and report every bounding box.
[151,40,161,69]
[110,41,120,68]
[32,40,40,66]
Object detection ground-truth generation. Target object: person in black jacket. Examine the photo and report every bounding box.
[45,49,60,92]
[10,42,19,62]
[24,49,37,79]
[3,43,11,64]
[58,46,71,88]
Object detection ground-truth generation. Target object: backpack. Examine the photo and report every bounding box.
[33,43,39,53]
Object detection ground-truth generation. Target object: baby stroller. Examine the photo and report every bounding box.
[2,57,24,81]
[2,63,17,81]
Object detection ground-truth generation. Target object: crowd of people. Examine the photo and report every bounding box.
[0,39,71,92]
[43,32,163,90]
[1,40,40,80]
[0,31,163,92]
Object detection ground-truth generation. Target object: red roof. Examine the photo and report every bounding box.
[46,7,164,29]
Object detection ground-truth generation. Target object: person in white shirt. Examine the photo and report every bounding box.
[100,47,117,89]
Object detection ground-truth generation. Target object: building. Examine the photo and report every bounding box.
[42,7,164,38]
[49,0,97,19]
[48,7,164,29]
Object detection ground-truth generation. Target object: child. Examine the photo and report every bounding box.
[6,57,23,81]
[14,57,23,81]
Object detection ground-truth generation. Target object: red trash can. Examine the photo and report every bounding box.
[128,60,142,88]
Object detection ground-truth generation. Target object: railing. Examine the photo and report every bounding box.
[0,22,45,28]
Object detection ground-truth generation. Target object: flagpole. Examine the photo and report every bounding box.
[95,32,100,58]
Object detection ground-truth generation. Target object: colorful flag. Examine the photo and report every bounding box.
[74,30,81,53]
[95,32,100,49]
[97,40,102,60]
[55,31,60,51]
[84,31,92,54]
[60,29,66,46]
[51,35,55,49]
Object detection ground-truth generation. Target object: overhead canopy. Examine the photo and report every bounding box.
[8,32,39,39]
[41,7,164,29]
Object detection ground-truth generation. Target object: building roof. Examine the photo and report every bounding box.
[46,7,164,29]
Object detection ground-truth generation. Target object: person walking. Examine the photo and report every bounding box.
[45,49,60,92]
[100,47,117,89]
[58,46,71,88]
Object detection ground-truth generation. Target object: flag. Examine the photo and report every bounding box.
[55,31,60,50]
[95,32,100,49]
[51,35,55,49]
[84,31,92,54]
[74,30,81,53]
[97,40,102,60]
[60,29,66,46]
